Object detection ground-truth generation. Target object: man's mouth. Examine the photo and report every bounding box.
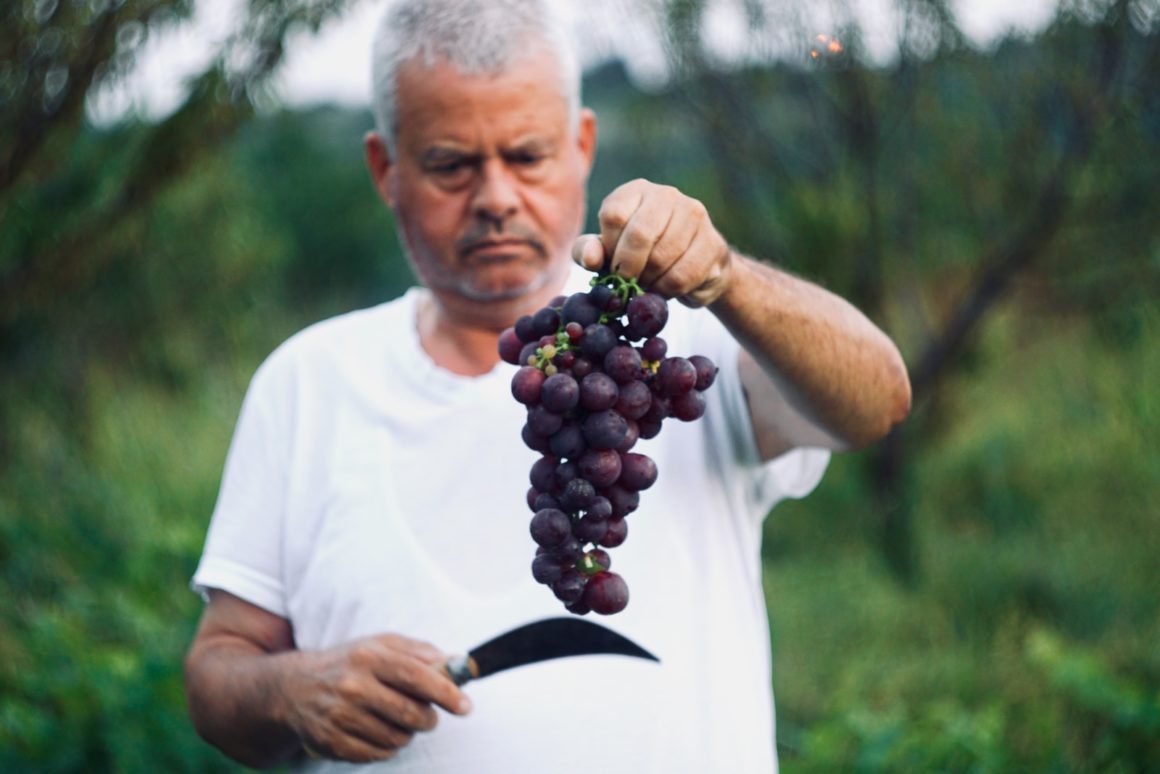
[461,238,539,263]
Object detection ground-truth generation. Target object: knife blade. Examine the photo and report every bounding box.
[442,617,659,686]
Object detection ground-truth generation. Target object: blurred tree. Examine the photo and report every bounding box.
[647,0,1158,581]
[0,0,356,400]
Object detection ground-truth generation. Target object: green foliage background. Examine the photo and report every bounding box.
[1,1,1158,771]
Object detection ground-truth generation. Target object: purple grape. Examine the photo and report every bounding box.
[642,393,670,422]
[603,483,640,518]
[541,373,580,413]
[618,452,658,491]
[586,496,613,521]
[599,518,628,548]
[527,404,564,436]
[565,321,584,342]
[514,315,537,343]
[533,492,561,512]
[615,418,639,452]
[688,354,718,390]
[671,389,707,421]
[530,455,557,493]
[511,366,545,405]
[561,293,601,327]
[532,554,564,585]
[530,508,571,548]
[589,547,612,570]
[603,345,642,384]
[551,535,584,563]
[565,598,592,616]
[560,477,596,513]
[531,306,561,337]
[578,448,622,488]
[613,379,652,420]
[579,372,619,412]
[571,357,595,379]
[637,417,663,440]
[521,425,551,453]
[499,327,524,365]
[518,341,540,367]
[625,293,668,339]
[555,350,576,371]
[554,460,579,490]
[581,409,629,450]
[641,336,667,362]
[573,513,609,544]
[580,323,618,360]
[656,357,697,397]
[549,423,587,460]
[587,282,616,311]
[552,569,587,603]
[583,571,629,615]
[577,549,610,576]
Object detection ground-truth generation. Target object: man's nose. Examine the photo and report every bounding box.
[471,159,520,224]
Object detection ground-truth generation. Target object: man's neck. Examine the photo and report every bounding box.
[413,260,576,376]
[415,293,507,376]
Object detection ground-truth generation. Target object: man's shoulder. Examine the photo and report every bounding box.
[280,291,413,359]
[251,290,417,392]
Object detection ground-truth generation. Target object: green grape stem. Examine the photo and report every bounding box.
[533,272,642,369]
[590,272,642,325]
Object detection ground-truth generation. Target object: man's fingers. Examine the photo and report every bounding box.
[637,206,699,288]
[369,650,473,717]
[596,181,646,269]
[646,225,723,303]
[572,233,605,271]
[334,708,416,754]
[376,633,444,665]
[308,728,401,764]
[301,706,408,764]
[610,198,674,280]
[361,680,441,732]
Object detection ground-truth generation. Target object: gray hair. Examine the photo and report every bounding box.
[371,0,581,154]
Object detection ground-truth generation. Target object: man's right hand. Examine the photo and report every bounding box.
[280,631,473,762]
[184,590,472,768]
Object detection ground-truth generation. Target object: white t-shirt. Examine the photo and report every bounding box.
[192,269,829,773]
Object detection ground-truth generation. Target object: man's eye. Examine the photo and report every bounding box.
[510,152,544,166]
[431,160,469,175]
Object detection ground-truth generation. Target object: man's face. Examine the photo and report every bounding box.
[372,49,596,313]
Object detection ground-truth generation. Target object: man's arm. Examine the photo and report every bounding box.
[710,255,911,458]
[184,590,472,768]
[573,179,911,458]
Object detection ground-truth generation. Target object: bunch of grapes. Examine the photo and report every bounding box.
[498,272,717,616]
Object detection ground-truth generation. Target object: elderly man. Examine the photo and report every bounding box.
[184,0,911,771]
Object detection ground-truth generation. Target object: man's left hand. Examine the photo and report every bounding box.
[572,179,733,307]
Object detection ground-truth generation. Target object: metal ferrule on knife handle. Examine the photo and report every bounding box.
[444,655,480,686]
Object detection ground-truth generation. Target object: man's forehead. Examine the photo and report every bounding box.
[394,50,572,145]
[396,46,565,98]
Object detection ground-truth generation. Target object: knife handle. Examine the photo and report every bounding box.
[441,655,478,687]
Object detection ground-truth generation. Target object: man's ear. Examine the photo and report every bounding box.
[364,131,394,206]
[577,107,597,178]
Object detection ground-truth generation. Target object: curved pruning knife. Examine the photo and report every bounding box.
[442,617,659,686]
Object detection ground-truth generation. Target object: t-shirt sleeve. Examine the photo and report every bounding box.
[685,305,831,518]
[190,354,292,617]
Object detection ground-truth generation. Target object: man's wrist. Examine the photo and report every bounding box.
[706,249,752,311]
